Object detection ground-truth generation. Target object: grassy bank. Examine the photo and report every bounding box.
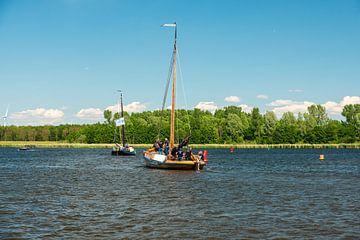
[0,141,359,149]
[0,141,150,149]
[190,143,360,149]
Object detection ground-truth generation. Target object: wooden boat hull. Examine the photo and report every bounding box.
[143,152,205,170]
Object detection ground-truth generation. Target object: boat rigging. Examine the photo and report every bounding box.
[111,91,136,156]
[143,23,206,170]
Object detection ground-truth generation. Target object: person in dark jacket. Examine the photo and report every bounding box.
[164,138,169,155]
[185,147,192,160]
[179,136,190,148]
[170,146,178,159]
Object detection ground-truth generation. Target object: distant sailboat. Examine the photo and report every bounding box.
[18,146,32,151]
[143,23,206,170]
[111,91,136,156]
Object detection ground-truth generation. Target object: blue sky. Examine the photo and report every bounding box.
[1,0,360,125]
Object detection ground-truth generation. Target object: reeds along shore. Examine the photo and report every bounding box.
[0,141,359,149]
[190,143,360,149]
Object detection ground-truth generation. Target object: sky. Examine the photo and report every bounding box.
[0,0,360,125]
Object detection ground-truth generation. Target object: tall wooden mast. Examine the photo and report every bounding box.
[120,91,125,147]
[170,23,177,149]
[117,90,125,147]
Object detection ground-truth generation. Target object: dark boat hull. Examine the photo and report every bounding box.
[111,150,136,156]
[18,147,32,151]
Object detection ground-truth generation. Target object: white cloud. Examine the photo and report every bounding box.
[322,101,342,116]
[267,99,295,107]
[239,104,253,113]
[323,96,360,116]
[256,94,268,100]
[224,96,240,103]
[76,108,103,119]
[269,100,315,117]
[195,102,218,112]
[10,108,64,125]
[106,101,147,113]
[125,102,147,112]
[288,89,303,93]
[340,96,360,106]
[106,105,120,113]
[268,96,360,118]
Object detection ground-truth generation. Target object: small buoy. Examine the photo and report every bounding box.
[230,147,234,153]
[203,150,208,162]
[319,154,325,160]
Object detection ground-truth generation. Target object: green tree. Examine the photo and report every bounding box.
[246,107,264,142]
[263,111,277,143]
[273,112,300,143]
[342,104,360,124]
[342,104,360,139]
[308,104,329,126]
[103,110,112,124]
[224,113,248,143]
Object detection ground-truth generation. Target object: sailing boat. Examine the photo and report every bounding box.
[143,23,206,170]
[111,91,136,156]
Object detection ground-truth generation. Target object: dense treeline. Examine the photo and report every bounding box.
[1,104,359,144]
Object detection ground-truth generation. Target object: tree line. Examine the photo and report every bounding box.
[1,104,359,144]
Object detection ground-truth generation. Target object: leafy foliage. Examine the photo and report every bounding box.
[1,104,359,144]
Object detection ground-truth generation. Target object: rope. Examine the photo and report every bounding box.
[113,125,117,143]
[157,51,174,140]
[177,47,192,136]
[156,45,192,144]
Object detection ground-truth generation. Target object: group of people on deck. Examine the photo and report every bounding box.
[153,138,170,155]
[152,136,204,161]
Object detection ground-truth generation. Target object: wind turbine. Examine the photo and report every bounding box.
[2,105,9,127]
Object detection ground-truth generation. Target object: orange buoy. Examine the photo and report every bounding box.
[203,150,208,162]
[319,154,325,161]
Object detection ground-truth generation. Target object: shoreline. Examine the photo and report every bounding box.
[0,141,359,149]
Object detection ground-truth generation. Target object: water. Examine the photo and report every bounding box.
[1,148,359,239]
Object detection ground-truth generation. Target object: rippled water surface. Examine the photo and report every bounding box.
[1,148,360,239]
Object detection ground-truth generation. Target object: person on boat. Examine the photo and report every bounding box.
[198,150,204,161]
[164,138,169,155]
[170,146,178,159]
[153,141,160,151]
[158,141,163,154]
[185,147,192,160]
[177,144,184,160]
[179,136,190,148]
[113,143,120,151]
